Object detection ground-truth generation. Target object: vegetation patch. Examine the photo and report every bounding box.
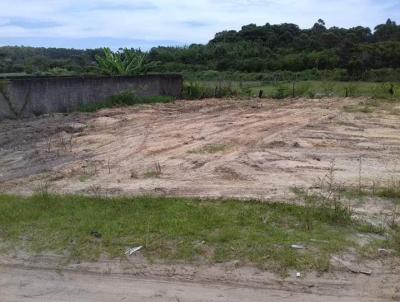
[296,162,400,257]
[248,81,400,100]
[343,105,375,114]
[340,180,400,204]
[79,92,175,112]
[188,144,231,154]
[143,162,162,178]
[0,194,388,273]
[182,82,246,99]
[180,80,400,100]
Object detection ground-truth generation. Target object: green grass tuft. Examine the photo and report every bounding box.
[188,144,230,154]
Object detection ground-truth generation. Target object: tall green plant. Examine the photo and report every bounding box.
[95,48,147,76]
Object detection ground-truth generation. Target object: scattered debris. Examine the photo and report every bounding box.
[360,270,372,276]
[291,244,305,250]
[378,248,390,257]
[90,230,102,239]
[296,272,301,278]
[125,246,143,256]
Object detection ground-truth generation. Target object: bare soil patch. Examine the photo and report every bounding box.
[1,98,399,200]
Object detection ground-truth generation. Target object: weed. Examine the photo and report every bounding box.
[57,132,74,152]
[33,180,51,199]
[355,221,386,235]
[144,162,162,178]
[376,179,400,200]
[85,185,103,198]
[294,161,353,227]
[386,205,400,229]
[155,162,162,175]
[341,178,400,202]
[390,224,400,254]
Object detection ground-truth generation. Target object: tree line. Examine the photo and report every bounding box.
[1,19,400,79]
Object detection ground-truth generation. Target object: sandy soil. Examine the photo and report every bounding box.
[1,97,400,201]
[1,97,400,301]
[1,251,399,301]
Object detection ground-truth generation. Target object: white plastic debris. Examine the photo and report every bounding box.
[296,272,301,278]
[291,244,305,250]
[125,246,143,256]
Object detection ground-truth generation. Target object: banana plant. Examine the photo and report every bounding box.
[95,48,147,76]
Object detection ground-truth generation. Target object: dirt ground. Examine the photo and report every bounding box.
[1,97,400,301]
[1,251,399,301]
[1,97,400,201]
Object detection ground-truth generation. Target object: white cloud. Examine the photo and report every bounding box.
[0,0,398,48]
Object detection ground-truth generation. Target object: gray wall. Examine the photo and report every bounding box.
[0,74,183,119]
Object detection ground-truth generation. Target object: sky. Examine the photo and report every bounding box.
[0,0,399,50]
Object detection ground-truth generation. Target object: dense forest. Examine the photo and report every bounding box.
[1,19,400,80]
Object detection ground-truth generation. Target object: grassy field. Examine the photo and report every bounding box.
[0,193,394,273]
[184,80,400,100]
[249,81,400,99]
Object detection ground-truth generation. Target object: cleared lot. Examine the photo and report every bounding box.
[1,97,400,200]
[0,97,400,301]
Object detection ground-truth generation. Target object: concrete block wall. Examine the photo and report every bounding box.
[0,74,183,119]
